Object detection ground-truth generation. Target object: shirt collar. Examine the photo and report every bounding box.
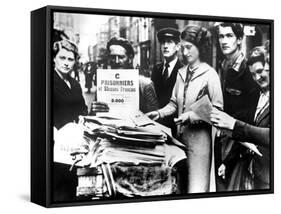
[55,68,65,80]
[260,90,270,98]
[178,62,209,82]
[188,63,200,73]
[222,51,245,72]
[164,57,178,70]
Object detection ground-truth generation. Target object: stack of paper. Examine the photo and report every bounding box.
[84,114,167,148]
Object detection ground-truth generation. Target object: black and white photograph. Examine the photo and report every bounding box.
[47,7,273,205]
[2,0,281,212]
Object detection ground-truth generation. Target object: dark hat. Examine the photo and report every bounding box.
[157,28,180,43]
[107,36,134,58]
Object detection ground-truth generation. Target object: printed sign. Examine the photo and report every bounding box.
[97,69,139,116]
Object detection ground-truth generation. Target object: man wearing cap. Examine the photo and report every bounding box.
[91,36,159,114]
[151,28,182,136]
[151,28,187,194]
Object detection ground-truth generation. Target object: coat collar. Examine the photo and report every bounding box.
[164,57,178,70]
[256,106,270,126]
[174,58,183,70]
[178,62,210,82]
[221,51,245,72]
[160,57,182,70]
[53,70,73,91]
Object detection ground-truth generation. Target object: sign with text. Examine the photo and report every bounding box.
[97,69,139,116]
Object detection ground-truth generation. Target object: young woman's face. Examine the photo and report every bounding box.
[181,40,200,65]
[54,48,75,75]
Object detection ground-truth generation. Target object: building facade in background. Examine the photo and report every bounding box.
[53,13,270,75]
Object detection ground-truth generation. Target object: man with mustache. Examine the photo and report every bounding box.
[91,36,159,114]
[214,23,260,191]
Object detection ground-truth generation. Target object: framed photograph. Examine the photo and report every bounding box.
[31,5,274,207]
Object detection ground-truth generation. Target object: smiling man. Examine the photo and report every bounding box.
[248,48,270,93]
[210,45,270,190]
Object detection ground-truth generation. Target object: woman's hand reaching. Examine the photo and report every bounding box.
[174,111,201,125]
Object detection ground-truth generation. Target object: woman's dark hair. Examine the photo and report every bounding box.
[53,39,79,60]
[247,46,267,66]
[181,24,212,62]
[52,28,69,43]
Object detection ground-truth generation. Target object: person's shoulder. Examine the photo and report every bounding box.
[153,62,163,70]
[69,77,81,88]
[139,75,153,85]
[178,65,188,75]
[175,58,184,69]
[178,65,187,72]
[201,62,217,74]
[240,57,248,70]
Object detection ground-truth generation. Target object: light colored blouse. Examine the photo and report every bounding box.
[159,62,223,118]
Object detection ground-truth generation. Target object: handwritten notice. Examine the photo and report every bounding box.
[97,69,139,116]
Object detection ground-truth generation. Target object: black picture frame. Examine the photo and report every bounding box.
[31,5,274,208]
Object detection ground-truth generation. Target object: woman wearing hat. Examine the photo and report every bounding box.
[147,25,223,193]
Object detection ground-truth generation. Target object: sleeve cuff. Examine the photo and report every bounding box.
[232,120,246,140]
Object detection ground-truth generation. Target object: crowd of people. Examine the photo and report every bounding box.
[52,22,271,201]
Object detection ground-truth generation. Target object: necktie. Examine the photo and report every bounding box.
[163,62,169,80]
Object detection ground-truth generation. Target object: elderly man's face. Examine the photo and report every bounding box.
[54,48,75,75]
[249,61,270,91]
[108,45,131,69]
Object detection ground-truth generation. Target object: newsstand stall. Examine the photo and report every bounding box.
[54,111,187,199]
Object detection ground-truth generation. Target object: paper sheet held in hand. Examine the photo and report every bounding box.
[190,95,212,125]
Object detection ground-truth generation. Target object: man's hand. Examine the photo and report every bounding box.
[210,107,236,130]
[146,111,160,121]
[91,101,110,114]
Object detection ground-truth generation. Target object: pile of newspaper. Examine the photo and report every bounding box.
[76,113,178,198]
